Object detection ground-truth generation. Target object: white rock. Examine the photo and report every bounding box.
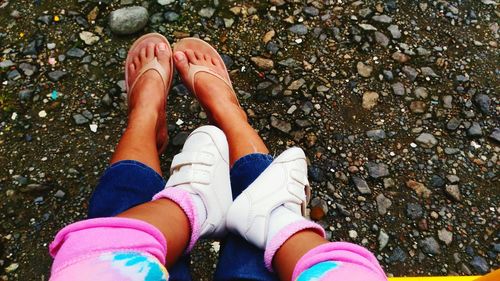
[79,31,100,45]
[158,0,176,5]
[90,124,98,132]
[378,229,390,250]
[38,110,47,118]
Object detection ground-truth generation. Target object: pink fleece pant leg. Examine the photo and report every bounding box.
[292,242,388,281]
[49,217,167,276]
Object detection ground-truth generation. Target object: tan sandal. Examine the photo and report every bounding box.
[125,33,173,154]
[172,38,241,108]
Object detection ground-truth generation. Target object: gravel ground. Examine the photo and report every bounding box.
[0,0,499,280]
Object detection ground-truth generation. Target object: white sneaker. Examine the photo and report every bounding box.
[163,125,232,238]
[226,147,312,248]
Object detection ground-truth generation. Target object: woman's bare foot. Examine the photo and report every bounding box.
[173,50,247,126]
[127,42,171,152]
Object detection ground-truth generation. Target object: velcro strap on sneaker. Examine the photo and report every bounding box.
[170,151,215,173]
[167,169,211,186]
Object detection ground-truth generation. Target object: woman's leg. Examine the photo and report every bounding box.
[173,51,269,165]
[110,42,193,266]
[94,41,191,268]
[110,42,170,174]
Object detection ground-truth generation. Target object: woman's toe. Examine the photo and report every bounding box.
[185,49,198,63]
[145,43,155,59]
[155,43,171,66]
[173,51,190,78]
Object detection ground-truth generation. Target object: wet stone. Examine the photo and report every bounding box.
[109,6,149,35]
[352,176,371,195]
[19,63,37,76]
[362,91,379,110]
[79,31,99,45]
[308,166,325,182]
[402,66,418,81]
[310,197,328,220]
[420,237,441,255]
[251,57,274,70]
[270,116,291,134]
[304,6,319,17]
[372,15,392,23]
[164,11,180,22]
[101,94,112,106]
[82,110,93,120]
[410,101,427,114]
[445,185,461,202]
[389,247,407,263]
[421,67,439,77]
[379,229,390,250]
[366,162,389,178]
[430,175,445,188]
[158,0,176,4]
[75,16,90,28]
[23,37,44,55]
[66,47,86,59]
[18,89,34,101]
[470,256,490,274]
[446,175,460,184]
[0,60,14,68]
[374,32,390,47]
[415,133,437,148]
[170,131,188,146]
[417,47,431,56]
[406,180,432,198]
[357,62,373,77]
[7,69,21,80]
[467,122,482,137]
[366,129,386,141]
[473,93,491,115]
[414,87,428,99]
[391,82,405,96]
[446,118,461,131]
[359,23,377,31]
[199,7,215,18]
[37,15,52,25]
[438,228,453,246]
[443,95,453,108]
[289,24,308,35]
[387,24,401,39]
[444,148,460,155]
[383,70,393,80]
[358,8,372,18]
[288,78,306,90]
[54,190,66,198]
[73,114,89,125]
[392,51,410,63]
[376,193,392,215]
[489,128,500,142]
[47,71,67,82]
[406,203,423,219]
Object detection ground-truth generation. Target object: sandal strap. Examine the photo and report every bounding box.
[170,151,215,173]
[129,58,168,94]
[187,64,234,97]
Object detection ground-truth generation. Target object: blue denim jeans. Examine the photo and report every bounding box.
[88,154,278,281]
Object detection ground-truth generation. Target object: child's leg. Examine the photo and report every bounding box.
[226,148,388,281]
[275,231,387,281]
